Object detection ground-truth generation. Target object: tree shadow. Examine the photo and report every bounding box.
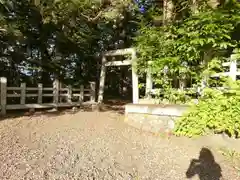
[186,148,222,180]
[0,107,84,121]
[96,99,130,114]
[0,101,126,121]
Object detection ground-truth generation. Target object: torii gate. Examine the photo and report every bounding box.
[98,48,139,104]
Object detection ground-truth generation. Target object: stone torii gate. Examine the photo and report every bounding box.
[98,48,139,104]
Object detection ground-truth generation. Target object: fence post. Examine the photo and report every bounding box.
[59,82,63,103]
[179,78,186,91]
[20,83,26,105]
[230,54,237,81]
[0,77,7,115]
[90,82,96,102]
[38,83,43,104]
[146,61,153,99]
[131,50,139,104]
[53,79,59,105]
[67,85,72,103]
[79,85,84,103]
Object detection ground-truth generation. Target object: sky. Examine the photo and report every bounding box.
[134,0,153,12]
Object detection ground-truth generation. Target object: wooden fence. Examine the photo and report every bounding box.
[211,60,240,80]
[147,56,240,97]
[0,77,96,115]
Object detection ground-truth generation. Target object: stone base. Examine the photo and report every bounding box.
[125,113,176,134]
[124,103,189,134]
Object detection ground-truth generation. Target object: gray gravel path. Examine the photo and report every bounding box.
[0,111,239,180]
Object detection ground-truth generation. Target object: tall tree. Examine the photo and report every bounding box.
[0,0,141,87]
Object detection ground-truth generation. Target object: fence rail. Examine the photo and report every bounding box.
[148,58,240,97]
[0,77,96,115]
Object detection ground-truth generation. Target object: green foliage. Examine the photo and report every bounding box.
[135,1,240,103]
[161,88,192,104]
[174,80,240,138]
[0,0,140,86]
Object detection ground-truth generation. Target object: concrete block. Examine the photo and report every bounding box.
[124,104,188,134]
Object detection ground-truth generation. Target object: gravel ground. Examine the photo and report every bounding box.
[0,111,239,180]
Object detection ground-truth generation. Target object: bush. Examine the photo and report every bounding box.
[174,83,240,138]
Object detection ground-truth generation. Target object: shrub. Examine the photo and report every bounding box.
[174,81,240,138]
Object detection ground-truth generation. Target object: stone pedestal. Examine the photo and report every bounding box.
[124,104,189,134]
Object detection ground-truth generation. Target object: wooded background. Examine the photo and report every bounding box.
[0,0,239,101]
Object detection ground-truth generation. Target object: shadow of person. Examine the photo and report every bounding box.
[186,148,222,180]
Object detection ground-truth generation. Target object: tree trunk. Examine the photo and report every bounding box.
[192,0,198,14]
[208,0,220,8]
[30,0,40,6]
[163,0,174,24]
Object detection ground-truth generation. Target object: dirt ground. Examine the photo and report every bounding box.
[0,109,239,180]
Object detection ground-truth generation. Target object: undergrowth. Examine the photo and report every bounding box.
[174,81,240,138]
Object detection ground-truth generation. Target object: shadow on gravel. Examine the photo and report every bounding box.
[186,147,222,180]
[97,99,128,114]
[0,107,81,121]
[0,100,127,121]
